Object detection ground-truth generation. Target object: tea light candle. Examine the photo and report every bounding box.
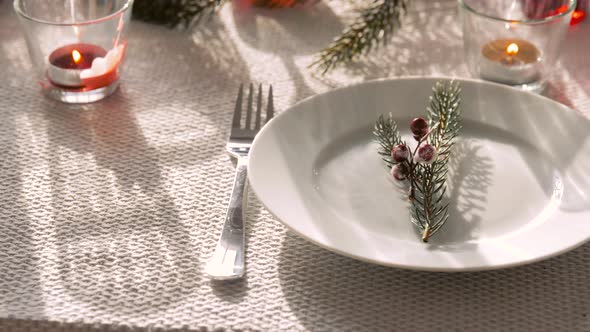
[47,42,125,89]
[479,39,542,85]
[47,43,106,87]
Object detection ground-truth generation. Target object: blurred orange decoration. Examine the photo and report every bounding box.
[571,9,586,24]
[554,3,586,25]
[525,0,586,25]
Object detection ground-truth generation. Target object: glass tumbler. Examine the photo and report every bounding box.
[14,0,133,103]
[459,0,575,93]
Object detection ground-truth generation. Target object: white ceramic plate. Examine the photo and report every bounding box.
[248,78,590,271]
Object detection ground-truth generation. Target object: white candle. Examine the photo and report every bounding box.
[479,39,542,85]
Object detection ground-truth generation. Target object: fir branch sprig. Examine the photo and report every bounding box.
[427,81,462,159]
[374,81,461,242]
[374,114,403,167]
[311,0,409,74]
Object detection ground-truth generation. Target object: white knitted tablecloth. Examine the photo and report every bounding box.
[1,1,589,331]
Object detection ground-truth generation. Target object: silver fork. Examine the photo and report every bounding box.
[205,83,274,280]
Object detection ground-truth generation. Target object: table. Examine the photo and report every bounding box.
[1,1,589,331]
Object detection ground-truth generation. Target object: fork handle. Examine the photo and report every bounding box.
[205,158,248,279]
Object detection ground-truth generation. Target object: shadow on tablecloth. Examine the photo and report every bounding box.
[230,0,344,103]
[279,233,590,332]
[0,15,46,321]
[0,318,243,332]
[35,92,199,315]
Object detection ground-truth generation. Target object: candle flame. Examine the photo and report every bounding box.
[506,43,519,56]
[72,50,82,64]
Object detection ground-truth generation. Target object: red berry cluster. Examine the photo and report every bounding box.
[390,117,438,181]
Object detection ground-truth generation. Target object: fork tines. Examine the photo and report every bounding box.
[231,83,274,139]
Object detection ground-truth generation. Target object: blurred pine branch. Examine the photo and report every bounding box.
[131,0,409,73]
[311,0,409,73]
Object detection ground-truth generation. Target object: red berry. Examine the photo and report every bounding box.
[414,144,438,164]
[391,144,409,162]
[410,117,429,139]
[391,164,408,180]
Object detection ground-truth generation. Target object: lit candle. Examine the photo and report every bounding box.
[47,43,106,87]
[47,42,125,89]
[479,39,542,85]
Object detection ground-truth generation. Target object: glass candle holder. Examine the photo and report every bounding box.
[459,0,575,93]
[14,0,133,103]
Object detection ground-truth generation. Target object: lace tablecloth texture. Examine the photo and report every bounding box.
[1,0,589,331]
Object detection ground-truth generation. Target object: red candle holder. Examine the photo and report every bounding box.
[14,0,133,103]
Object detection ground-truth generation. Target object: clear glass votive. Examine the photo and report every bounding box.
[14,0,133,103]
[459,0,575,93]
